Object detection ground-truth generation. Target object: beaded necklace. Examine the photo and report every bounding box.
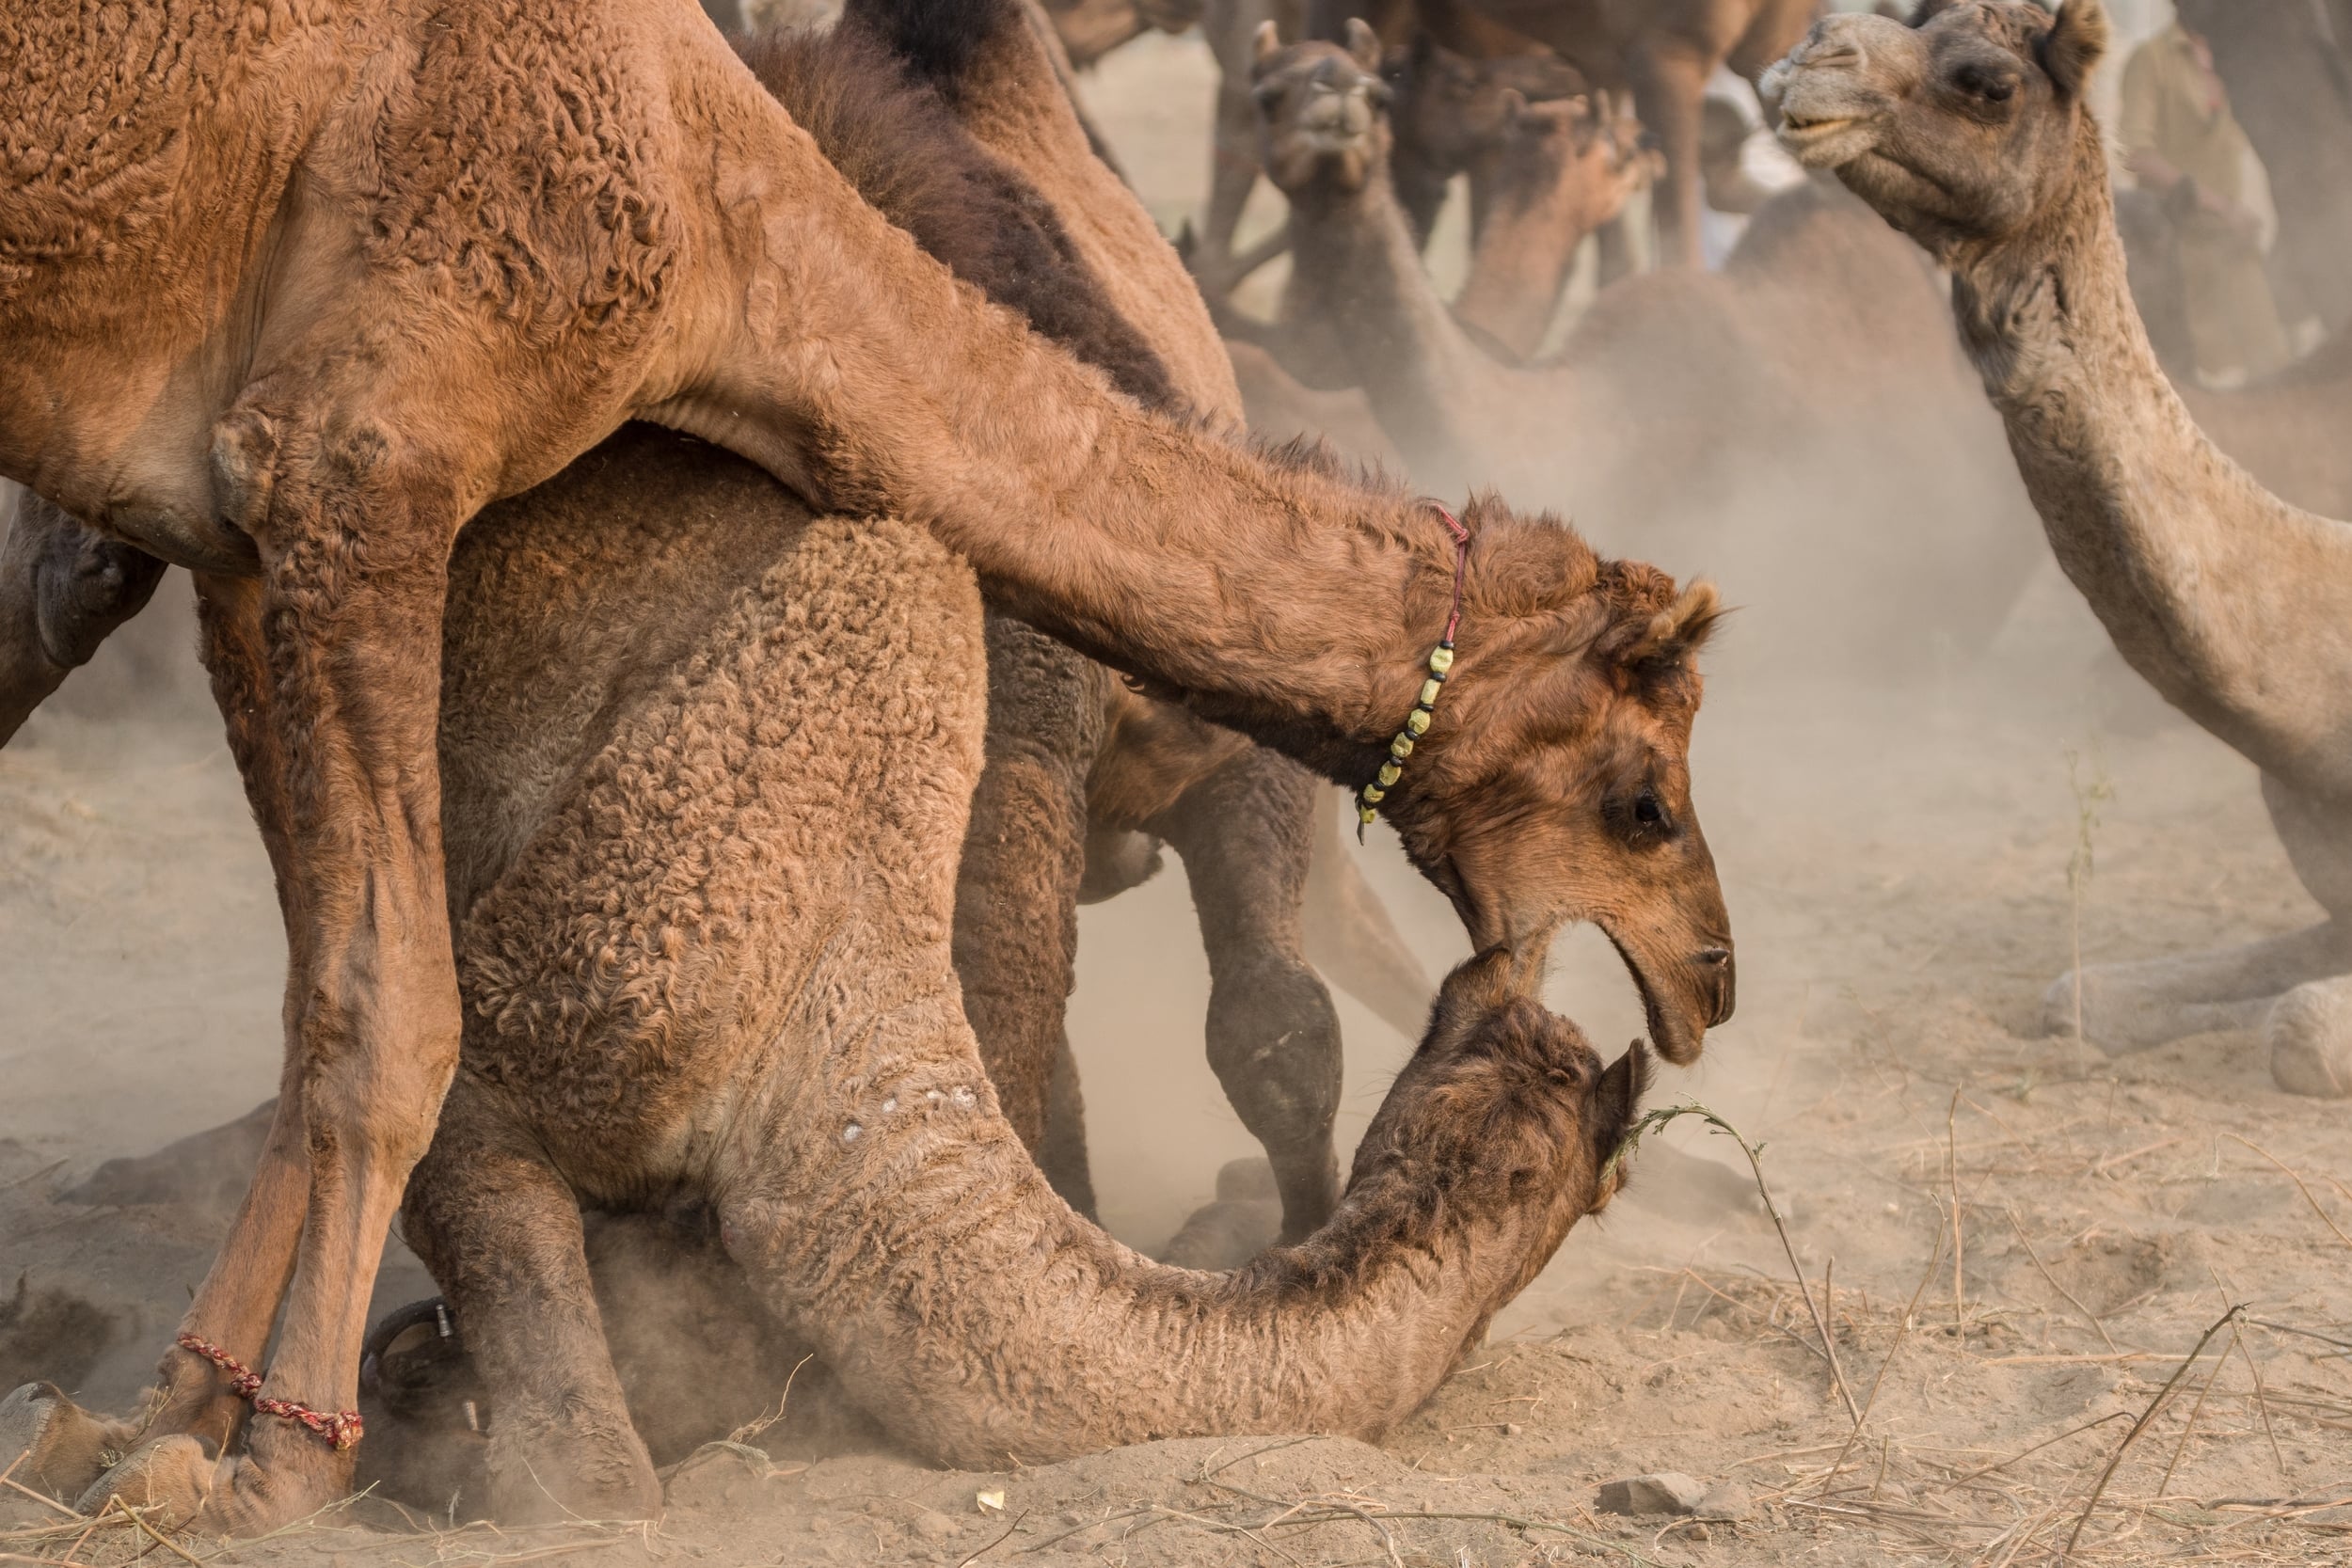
[1357,502,1472,840]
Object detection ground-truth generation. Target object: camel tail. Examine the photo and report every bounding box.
[1303,786,1436,1039]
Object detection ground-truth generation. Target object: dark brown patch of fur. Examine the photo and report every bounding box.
[736,24,1182,413]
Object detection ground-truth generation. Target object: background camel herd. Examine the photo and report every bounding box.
[4,1,2352,1565]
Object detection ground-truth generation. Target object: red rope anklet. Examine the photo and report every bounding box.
[176,1332,365,1451]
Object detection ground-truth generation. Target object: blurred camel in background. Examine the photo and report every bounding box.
[1771,0,2352,1098]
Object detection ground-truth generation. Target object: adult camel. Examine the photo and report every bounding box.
[0,0,1734,1530]
[1767,0,2352,1097]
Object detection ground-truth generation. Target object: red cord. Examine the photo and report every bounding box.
[176,1332,364,1451]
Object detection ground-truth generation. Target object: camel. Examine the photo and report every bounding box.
[5,414,1670,1523]
[0,0,1735,1528]
[1248,25,2038,669]
[1385,24,1590,249]
[1225,42,1641,449]
[1312,0,1820,269]
[1766,0,2352,1099]
[0,8,1424,1258]
[1451,84,1655,357]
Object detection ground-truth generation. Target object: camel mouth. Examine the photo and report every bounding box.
[1603,927,1722,1069]
[1774,112,1873,167]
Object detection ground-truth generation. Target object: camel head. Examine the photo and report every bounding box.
[1349,949,1656,1235]
[1388,31,1590,178]
[1486,88,1660,236]
[1377,514,1733,1069]
[1251,21,1392,198]
[1760,0,2109,260]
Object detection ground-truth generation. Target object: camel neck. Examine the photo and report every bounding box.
[1284,168,1489,484]
[1941,134,2352,796]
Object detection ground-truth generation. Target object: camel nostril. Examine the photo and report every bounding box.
[1695,946,1732,967]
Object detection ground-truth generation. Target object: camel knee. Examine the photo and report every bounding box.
[1206,958,1343,1143]
[297,988,463,1178]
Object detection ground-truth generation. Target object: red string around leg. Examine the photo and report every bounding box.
[175,1331,364,1450]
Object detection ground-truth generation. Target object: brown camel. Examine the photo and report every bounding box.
[0,7,1421,1255]
[1451,84,1655,357]
[1385,23,1590,248]
[0,0,1733,1528]
[399,436,1669,1521]
[1767,0,2352,1099]
[1250,27,2037,668]
[5,418,1670,1523]
[1313,0,1820,268]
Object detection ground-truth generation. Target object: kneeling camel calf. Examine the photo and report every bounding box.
[14,427,1655,1524]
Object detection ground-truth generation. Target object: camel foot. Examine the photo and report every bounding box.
[0,1382,137,1503]
[2039,967,2271,1053]
[75,1434,217,1528]
[2267,980,2352,1098]
[488,1416,660,1526]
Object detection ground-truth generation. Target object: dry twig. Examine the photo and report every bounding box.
[1606,1101,1860,1422]
[2063,1304,2246,1560]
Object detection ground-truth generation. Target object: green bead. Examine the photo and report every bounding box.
[1390,736,1414,761]
[1420,677,1443,706]
[1359,803,1378,825]
[1362,784,1385,803]
[1377,761,1401,787]
[1405,709,1430,736]
[1429,644,1455,673]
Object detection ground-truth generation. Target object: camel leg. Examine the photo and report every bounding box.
[1153,748,1342,1244]
[1035,1033,1101,1220]
[398,1096,659,1524]
[2042,922,2352,1051]
[1194,0,1286,298]
[69,425,466,1529]
[2043,775,2352,1079]
[953,613,1105,1213]
[0,579,320,1515]
[0,489,167,746]
[1624,39,1708,270]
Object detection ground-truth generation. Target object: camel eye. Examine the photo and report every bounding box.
[1955,63,2019,103]
[1633,789,1664,826]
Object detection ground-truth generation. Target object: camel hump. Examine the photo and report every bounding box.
[837,0,1029,102]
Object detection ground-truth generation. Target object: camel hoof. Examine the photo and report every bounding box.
[489,1422,661,1525]
[0,1382,125,1503]
[77,1433,216,1528]
[2267,981,2352,1098]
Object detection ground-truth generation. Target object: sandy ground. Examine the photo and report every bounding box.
[6,27,2351,1568]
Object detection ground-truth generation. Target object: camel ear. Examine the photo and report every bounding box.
[1623,580,1723,667]
[1343,16,1382,73]
[2040,0,2108,97]
[1253,18,1282,67]
[1908,0,1962,25]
